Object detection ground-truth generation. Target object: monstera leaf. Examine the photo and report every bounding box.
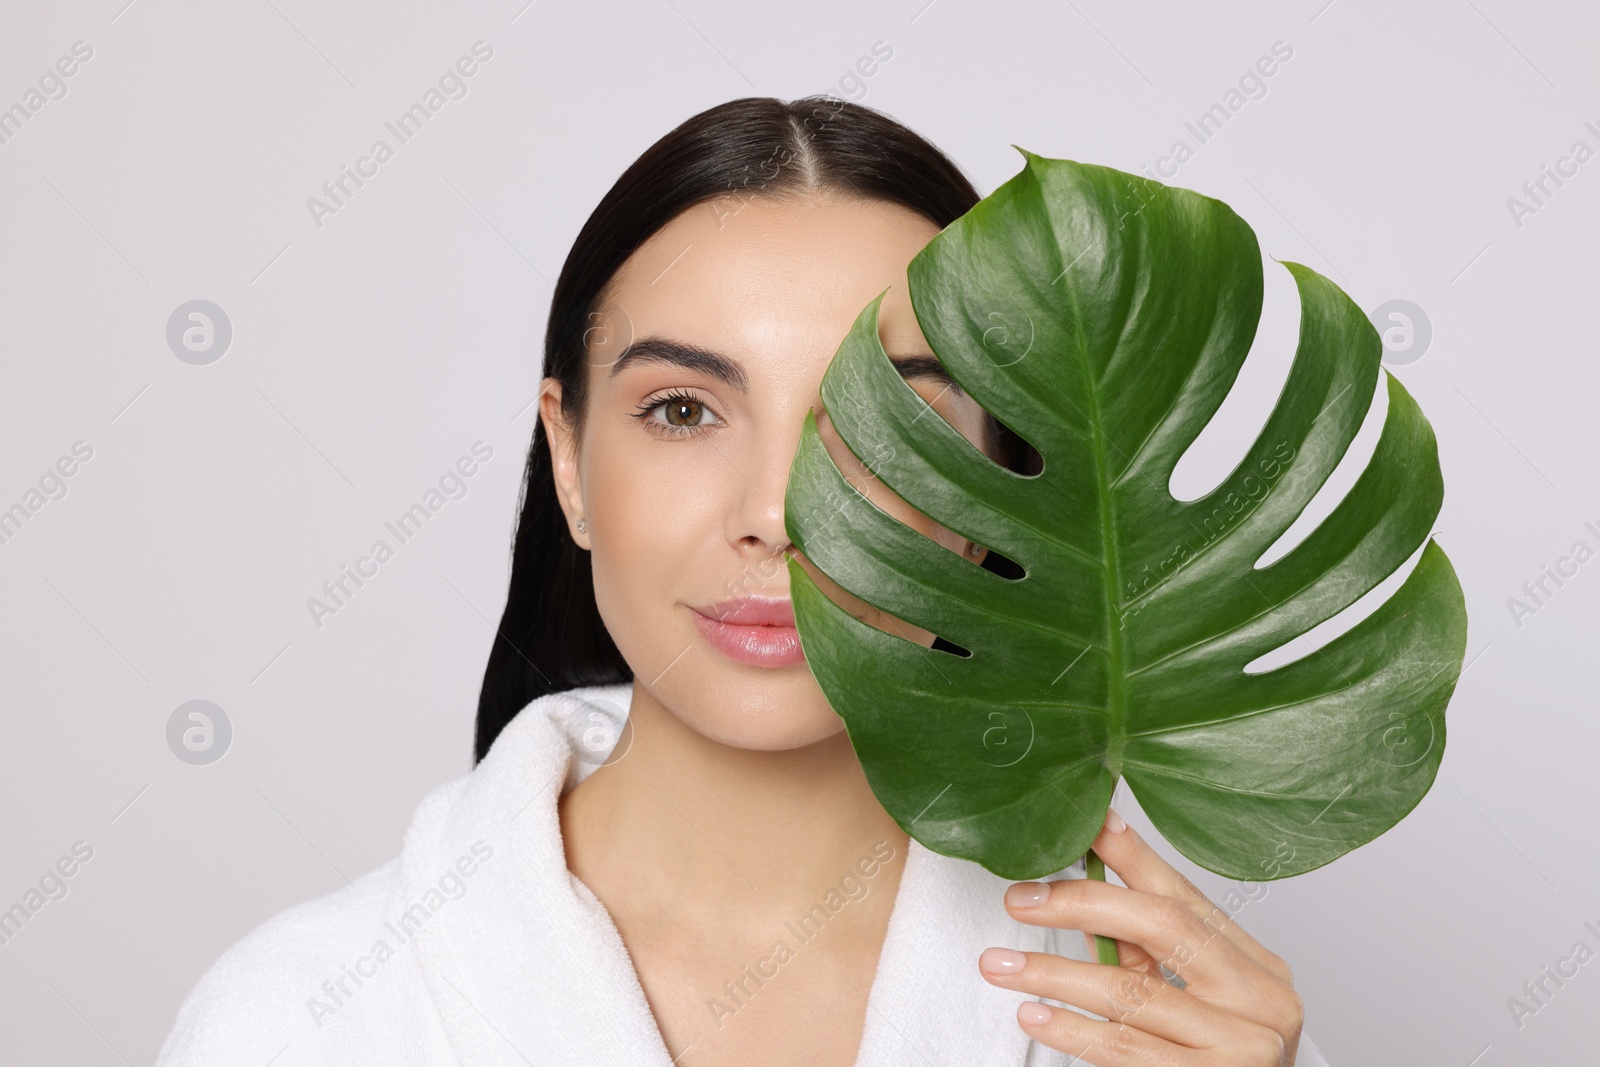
[783,149,1468,885]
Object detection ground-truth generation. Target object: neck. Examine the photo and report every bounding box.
[558,679,910,938]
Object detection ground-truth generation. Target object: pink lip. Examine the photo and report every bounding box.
[689,596,804,667]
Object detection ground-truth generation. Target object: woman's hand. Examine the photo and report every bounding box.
[977,808,1304,1065]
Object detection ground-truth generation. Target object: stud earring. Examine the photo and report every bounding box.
[576,518,588,534]
[968,541,983,556]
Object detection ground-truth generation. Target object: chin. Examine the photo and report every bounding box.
[677,667,847,752]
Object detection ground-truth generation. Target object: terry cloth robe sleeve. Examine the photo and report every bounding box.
[154,683,1336,1066]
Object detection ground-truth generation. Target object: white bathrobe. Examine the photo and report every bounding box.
[154,683,1333,1066]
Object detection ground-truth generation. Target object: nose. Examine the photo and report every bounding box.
[724,408,817,581]
[728,433,795,567]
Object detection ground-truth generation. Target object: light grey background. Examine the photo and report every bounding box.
[1,0,1595,1063]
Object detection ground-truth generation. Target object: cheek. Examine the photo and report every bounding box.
[582,429,723,662]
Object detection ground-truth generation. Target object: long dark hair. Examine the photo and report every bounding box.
[473,94,1025,764]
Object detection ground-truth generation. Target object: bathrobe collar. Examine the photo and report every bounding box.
[399,683,1074,1066]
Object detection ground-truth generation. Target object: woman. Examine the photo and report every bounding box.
[156,96,1328,1066]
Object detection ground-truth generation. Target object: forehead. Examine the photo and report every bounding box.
[599,194,944,376]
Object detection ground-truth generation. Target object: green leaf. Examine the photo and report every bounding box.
[782,148,1469,883]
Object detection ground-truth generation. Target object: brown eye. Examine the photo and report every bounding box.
[663,398,706,427]
[633,391,724,436]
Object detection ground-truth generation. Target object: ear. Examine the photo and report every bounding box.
[539,378,590,551]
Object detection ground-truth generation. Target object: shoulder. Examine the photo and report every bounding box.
[154,855,420,1065]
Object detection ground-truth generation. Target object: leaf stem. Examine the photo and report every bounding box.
[1084,848,1122,967]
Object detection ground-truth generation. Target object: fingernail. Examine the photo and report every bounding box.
[1005,881,1051,908]
[980,946,1027,975]
[1105,807,1126,834]
[1018,1001,1053,1026]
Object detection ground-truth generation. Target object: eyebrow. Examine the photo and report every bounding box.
[608,337,749,391]
[608,336,965,397]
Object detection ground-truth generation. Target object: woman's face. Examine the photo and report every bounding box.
[540,192,999,751]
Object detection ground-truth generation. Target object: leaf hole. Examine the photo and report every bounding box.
[1242,532,1429,675]
[988,412,1044,478]
[1253,374,1388,569]
[978,544,1026,580]
[1168,255,1299,502]
[961,412,1037,580]
[930,634,973,657]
